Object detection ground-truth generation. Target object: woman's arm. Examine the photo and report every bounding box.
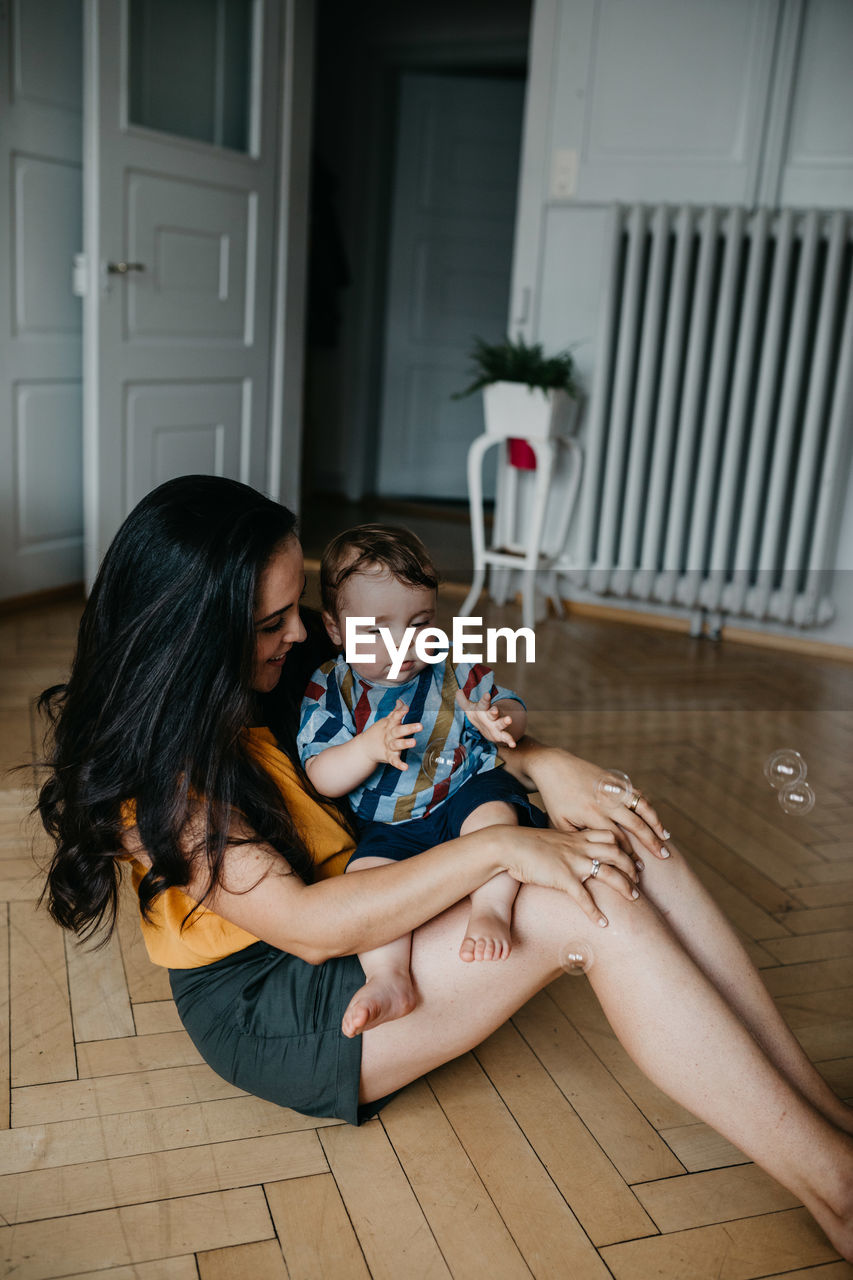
[186,820,639,964]
[500,735,670,862]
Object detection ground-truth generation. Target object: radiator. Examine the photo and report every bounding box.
[570,204,853,630]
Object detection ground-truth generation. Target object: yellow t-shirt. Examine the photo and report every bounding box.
[126,726,356,969]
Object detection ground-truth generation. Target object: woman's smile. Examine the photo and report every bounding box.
[251,538,307,692]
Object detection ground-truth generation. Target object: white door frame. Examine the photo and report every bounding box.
[268,0,314,518]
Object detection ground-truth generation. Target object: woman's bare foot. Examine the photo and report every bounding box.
[459,903,513,963]
[341,969,417,1038]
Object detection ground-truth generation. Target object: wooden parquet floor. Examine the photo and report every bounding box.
[1,587,852,1279]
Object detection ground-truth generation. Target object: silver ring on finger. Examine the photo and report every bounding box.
[589,857,601,878]
[628,791,641,812]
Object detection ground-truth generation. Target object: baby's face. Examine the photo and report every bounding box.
[325,565,437,684]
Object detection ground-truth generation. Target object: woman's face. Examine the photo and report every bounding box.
[251,537,307,692]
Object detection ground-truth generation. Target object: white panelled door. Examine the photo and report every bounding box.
[377,73,525,501]
[0,0,84,599]
[82,0,283,586]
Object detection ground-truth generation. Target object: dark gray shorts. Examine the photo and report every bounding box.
[169,942,393,1126]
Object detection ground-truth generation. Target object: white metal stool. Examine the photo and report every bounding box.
[461,385,583,632]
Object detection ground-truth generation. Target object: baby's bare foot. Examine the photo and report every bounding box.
[341,970,416,1038]
[460,905,513,963]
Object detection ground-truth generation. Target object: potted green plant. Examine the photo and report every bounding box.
[454,335,580,468]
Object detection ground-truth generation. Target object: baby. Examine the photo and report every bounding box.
[297,523,548,1037]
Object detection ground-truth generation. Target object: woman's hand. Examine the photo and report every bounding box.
[500,824,640,928]
[506,740,670,864]
[362,700,423,772]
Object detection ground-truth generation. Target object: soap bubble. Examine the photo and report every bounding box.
[559,942,594,975]
[421,741,467,779]
[779,780,815,816]
[595,769,633,806]
[763,749,815,816]
[764,749,806,790]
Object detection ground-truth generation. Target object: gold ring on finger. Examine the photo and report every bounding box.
[628,791,641,812]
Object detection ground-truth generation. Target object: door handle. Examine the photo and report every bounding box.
[106,261,146,275]
[513,285,531,326]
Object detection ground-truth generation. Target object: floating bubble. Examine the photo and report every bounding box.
[422,740,467,779]
[595,769,633,806]
[559,942,594,975]
[779,780,815,816]
[764,749,807,790]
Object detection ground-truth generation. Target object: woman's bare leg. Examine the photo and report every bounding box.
[634,841,853,1134]
[342,856,416,1038]
[359,881,853,1259]
[459,800,520,962]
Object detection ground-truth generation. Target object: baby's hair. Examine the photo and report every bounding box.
[321,523,439,618]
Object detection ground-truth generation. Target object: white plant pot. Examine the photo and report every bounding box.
[482,381,578,441]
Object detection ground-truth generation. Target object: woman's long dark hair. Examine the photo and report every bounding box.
[39,474,325,942]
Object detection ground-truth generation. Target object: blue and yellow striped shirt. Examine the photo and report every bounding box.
[297,657,524,824]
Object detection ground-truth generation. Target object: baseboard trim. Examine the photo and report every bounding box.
[560,599,692,633]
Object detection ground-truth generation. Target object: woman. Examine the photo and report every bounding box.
[39,476,853,1258]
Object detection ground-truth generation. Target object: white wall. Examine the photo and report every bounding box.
[509,0,853,646]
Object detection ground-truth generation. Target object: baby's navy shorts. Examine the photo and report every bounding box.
[349,766,549,866]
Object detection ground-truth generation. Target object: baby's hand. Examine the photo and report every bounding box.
[363,700,423,772]
[455,689,517,748]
